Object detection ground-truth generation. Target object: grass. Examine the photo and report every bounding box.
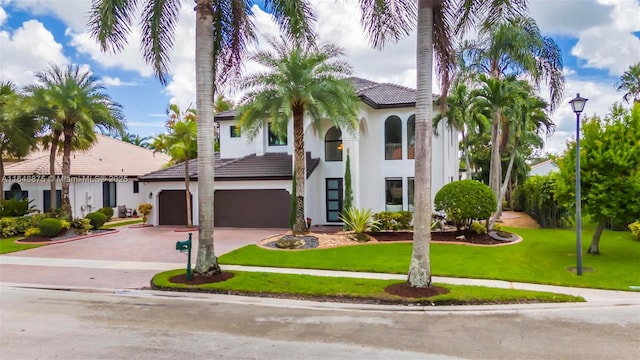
[152,269,584,305]
[219,227,640,291]
[0,236,43,254]
[103,219,143,228]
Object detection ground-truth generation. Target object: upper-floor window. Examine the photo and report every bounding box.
[268,122,287,146]
[133,181,139,194]
[230,125,241,138]
[407,115,415,159]
[325,127,343,162]
[385,116,402,160]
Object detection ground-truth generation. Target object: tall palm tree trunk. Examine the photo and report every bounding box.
[462,132,472,179]
[490,139,517,229]
[489,111,501,201]
[292,105,307,235]
[185,159,192,228]
[60,128,73,219]
[0,156,4,191]
[407,0,434,288]
[49,133,60,211]
[194,2,220,276]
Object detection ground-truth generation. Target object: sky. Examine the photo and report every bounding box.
[1,0,639,155]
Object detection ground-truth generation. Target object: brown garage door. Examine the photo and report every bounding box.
[215,189,289,228]
[158,190,193,226]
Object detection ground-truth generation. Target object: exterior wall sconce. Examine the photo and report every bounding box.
[148,192,153,199]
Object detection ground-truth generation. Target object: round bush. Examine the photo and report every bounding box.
[38,218,64,238]
[434,180,496,230]
[97,207,114,221]
[85,212,107,229]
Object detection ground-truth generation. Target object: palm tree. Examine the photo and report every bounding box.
[236,37,359,234]
[214,94,234,113]
[462,16,565,201]
[28,64,125,219]
[617,61,640,104]
[434,81,488,179]
[121,132,151,148]
[0,82,38,191]
[89,0,315,277]
[356,0,528,288]
[165,104,198,228]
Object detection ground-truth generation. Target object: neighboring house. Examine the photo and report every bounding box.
[529,159,558,176]
[140,77,459,228]
[2,134,171,218]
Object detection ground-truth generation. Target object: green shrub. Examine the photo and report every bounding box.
[97,207,114,221]
[493,222,504,231]
[0,198,36,217]
[70,218,93,235]
[372,211,413,231]
[630,220,640,240]
[24,227,40,237]
[339,208,378,233]
[471,221,487,234]
[434,180,496,231]
[519,174,571,228]
[85,212,107,229]
[38,218,64,238]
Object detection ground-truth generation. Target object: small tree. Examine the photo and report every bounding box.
[556,103,640,254]
[137,203,153,225]
[342,149,353,229]
[434,180,496,231]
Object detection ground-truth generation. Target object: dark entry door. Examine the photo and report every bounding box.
[326,178,343,223]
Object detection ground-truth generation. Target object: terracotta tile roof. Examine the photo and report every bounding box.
[214,77,418,121]
[4,134,171,177]
[139,152,320,182]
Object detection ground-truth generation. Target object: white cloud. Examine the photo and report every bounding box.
[0,19,68,86]
[530,0,613,36]
[100,76,137,87]
[10,0,91,32]
[0,6,8,26]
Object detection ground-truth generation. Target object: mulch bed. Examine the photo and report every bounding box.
[17,228,117,243]
[370,230,516,245]
[385,283,449,298]
[169,271,235,285]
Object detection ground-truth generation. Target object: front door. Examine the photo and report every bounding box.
[325,178,343,223]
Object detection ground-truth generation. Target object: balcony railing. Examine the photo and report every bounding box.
[385,143,402,160]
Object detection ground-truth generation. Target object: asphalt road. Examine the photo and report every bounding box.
[2,285,638,360]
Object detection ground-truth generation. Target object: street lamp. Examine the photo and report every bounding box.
[569,93,588,276]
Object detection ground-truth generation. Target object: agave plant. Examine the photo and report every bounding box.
[339,207,378,234]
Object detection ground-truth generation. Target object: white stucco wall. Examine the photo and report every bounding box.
[2,177,149,219]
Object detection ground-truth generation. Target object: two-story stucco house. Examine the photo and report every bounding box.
[2,134,171,218]
[139,77,459,228]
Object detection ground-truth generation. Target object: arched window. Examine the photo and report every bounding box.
[325,127,343,161]
[9,183,24,200]
[407,115,415,159]
[385,116,402,160]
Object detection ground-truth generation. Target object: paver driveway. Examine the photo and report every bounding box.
[0,226,284,289]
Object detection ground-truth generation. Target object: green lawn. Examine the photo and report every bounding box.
[219,227,640,291]
[103,219,143,228]
[0,236,43,254]
[152,269,583,305]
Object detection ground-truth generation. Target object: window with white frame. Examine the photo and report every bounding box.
[384,116,402,160]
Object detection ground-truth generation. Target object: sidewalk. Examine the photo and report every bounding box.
[1,255,638,304]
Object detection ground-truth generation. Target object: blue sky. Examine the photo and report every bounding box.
[1,0,639,154]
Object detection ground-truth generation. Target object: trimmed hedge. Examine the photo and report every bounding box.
[373,211,412,231]
[97,207,114,221]
[38,218,64,237]
[85,212,107,229]
[434,180,496,230]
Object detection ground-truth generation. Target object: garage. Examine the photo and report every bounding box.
[158,190,193,225]
[214,189,290,228]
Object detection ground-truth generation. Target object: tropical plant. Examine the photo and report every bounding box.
[0,81,38,190]
[120,132,151,148]
[373,211,413,231]
[89,0,314,277]
[236,37,359,235]
[355,0,528,288]
[0,198,36,217]
[629,220,640,240]
[27,64,125,220]
[70,217,93,235]
[339,207,378,235]
[163,104,198,227]
[462,16,564,205]
[214,94,234,113]
[519,173,571,228]
[617,61,640,104]
[556,103,640,254]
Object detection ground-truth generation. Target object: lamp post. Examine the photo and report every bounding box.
[569,93,588,276]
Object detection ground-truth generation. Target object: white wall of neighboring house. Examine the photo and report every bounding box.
[2,177,149,218]
[529,159,558,176]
